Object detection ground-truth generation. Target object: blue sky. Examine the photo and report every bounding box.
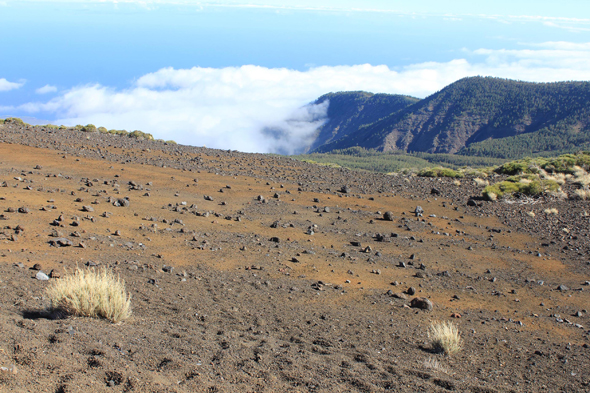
[1,0,590,152]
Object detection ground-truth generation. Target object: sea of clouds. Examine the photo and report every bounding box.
[3,42,590,153]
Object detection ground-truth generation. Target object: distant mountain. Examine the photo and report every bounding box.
[305,91,419,152]
[310,77,590,158]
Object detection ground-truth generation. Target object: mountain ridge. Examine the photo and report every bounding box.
[308,77,590,158]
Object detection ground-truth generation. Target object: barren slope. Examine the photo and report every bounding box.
[0,124,589,392]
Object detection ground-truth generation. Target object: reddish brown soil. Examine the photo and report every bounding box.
[0,123,589,392]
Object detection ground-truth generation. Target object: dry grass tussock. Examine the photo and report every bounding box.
[544,208,559,215]
[473,177,489,187]
[423,357,449,374]
[574,188,590,200]
[428,321,462,356]
[45,268,131,323]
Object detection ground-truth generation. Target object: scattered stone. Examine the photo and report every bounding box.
[406,287,416,295]
[32,263,42,271]
[113,198,130,207]
[414,206,424,217]
[383,211,395,221]
[410,297,433,311]
[17,207,29,214]
[49,269,61,279]
[557,285,569,291]
[451,313,462,318]
[49,238,73,247]
[36,272,50,281]
[82,205,94,212]
[0,365,17,375]
[340,185,351,194]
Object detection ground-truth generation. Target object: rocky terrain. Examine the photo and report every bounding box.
[0,122,589,392]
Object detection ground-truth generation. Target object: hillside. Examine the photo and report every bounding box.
[305,91,419,152]
[311,77,590,158]
[0,122,589,392]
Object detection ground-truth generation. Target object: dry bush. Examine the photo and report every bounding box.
[573,189,590,200]
[423,357,448,374]
[526,211,535,217]
[474,178,489,187]
[46,268,131,323]
[453,180,461,186]
[544,208,559,215]
[428,321,462,356]
[549,190,568,200]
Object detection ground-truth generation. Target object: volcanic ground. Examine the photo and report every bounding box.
[0,122,589,392]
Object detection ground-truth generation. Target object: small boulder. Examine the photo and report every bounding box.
[410,297,433,311]
[383,211,395,221]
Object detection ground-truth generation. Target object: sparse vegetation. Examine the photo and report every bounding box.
[45,268,131,324]
[98,126,108,133]
[483,178,560,200]
[573,188,590,200]
[418,167,464,178]
[296,147,506,174]
[495,152,590,176]
[81,124,98,132]
[544,208,559,215]
[128,130,155,140]
[3,117,27,126]
[428,321,462,356]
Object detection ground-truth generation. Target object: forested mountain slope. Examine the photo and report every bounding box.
[310,77,590,158]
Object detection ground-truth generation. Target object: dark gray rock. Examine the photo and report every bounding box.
[410,297,433,311]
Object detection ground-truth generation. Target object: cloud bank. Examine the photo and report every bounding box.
[0,78,23,92]
[35,85,58,94]
[12,41,590,153]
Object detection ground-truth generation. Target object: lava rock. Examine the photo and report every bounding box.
[410,297,433,311]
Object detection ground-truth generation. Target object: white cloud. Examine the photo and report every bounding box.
[16,41,590,153]
[35,84,58,94]
[0,78,24,92]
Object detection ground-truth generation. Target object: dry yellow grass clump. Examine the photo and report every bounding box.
[428,321,462,356]
[46,268,131,323]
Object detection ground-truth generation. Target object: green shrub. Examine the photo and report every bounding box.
[128,130,154,140]
[165,140,177,145]
[418,167,464,178]
[108,129,128,136]
[98,126,108,133]
[495,152,590,176]
[483,177,560,200]
[4,117,27,126]
[74,124,84,130]
[81,124,97,133]
[0,119,4,124]
[59,125,67,129]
